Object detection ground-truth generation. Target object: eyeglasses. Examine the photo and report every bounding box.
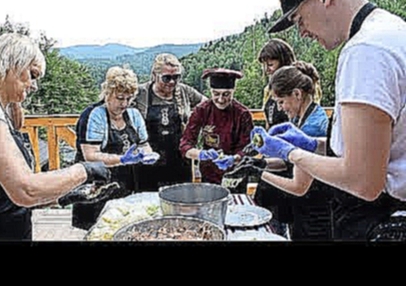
[160,74,181,84]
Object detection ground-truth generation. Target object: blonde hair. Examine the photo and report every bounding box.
[150,53,187,123]
[99,66,138,101]
[0,33,46,82]
[150,53,182,80]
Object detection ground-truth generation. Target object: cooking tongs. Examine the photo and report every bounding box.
[242,143,259,157]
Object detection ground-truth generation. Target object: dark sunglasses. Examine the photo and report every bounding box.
[160,74,181,83]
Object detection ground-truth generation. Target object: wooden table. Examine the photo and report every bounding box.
[226,193,287,241]
[87,192,288,241]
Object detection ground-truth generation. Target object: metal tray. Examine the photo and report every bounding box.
[225,205,272,227]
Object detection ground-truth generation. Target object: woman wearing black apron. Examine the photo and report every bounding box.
[245,61,330,240]
[73,106,143,230]
[73,66,158,230]
[254,39,296,237]
[137,83,192,191]
[134,54,207,192]
[0,33,111,240]
[261,0,406,240]
[0,111,35,240]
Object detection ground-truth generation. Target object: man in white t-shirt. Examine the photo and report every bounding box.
[251,0,406,240]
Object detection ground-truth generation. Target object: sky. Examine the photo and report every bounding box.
[0,0,281,48]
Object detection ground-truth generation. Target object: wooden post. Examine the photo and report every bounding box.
[47,125,60,171]
[23,126,41,173]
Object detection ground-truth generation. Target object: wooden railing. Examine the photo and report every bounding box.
[21,107,334,174]
[21,114,78,173]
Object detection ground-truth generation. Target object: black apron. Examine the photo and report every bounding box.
[254,92,292,226]
[264,95,289,128]
[0,115,35,240]
[254,103,318,228]
[326,112,401,241]
[72,110,141,230]
[282,103,334,241]
[138,85,191,192]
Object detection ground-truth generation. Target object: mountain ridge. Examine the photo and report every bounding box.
[58,42,205,60]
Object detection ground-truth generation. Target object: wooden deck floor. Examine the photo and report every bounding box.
[32,209,87,241]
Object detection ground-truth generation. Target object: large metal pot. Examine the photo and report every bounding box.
[158,183,230,227]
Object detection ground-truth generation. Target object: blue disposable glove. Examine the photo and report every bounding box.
[198,148,219,161]
[250,126,296,161]
[141,152,160,165]
[268,122,318,152]
[213,155,235,171]
[120,144,144,165]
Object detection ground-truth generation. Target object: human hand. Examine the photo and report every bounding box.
[225,163,263,179]
[213,155,235,170]
[242,143,259,157]
[250,126,296,161]
[239,156,267,170]
[58,182,120,207]
[120,144,144,165]
[79,161,111,184]
[141,152,160,165]
[268,122,317,152]
[198,148,219,161]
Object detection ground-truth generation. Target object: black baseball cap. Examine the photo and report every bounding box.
[268,0,307,33]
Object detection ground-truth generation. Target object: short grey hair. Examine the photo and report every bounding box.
[0,33,46,81]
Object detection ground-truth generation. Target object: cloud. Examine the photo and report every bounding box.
[0,0,280,48]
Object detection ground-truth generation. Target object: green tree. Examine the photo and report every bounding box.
[0,15,99,115]
[28,50,99,114]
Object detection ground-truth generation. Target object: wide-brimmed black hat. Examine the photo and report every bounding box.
[268,0,307,34]
[201,68,243,89]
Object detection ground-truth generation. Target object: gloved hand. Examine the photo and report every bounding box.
[226,163,264,179]
[120,144,144,165]
[224,156,267,179]
[239,156,267,169]
[250,126,296,161]
[213,155,235,171]
[58,182,120,207]
[242,143,259,157]
[141,152,160,165]
[198,148,219,161]
[79,161,111,184]
[268,122,318,152]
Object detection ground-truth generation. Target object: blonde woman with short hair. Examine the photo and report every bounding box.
[73,66,159,230]
[132,53,207,192]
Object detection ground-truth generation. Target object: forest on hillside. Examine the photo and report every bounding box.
[0,0,405,116]
[179,0,406,109]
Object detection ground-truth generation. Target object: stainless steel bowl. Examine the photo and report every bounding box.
[158,183,230,227]
[113,216,226,241]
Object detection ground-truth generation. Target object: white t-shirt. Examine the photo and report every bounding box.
[332,8,406,201]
